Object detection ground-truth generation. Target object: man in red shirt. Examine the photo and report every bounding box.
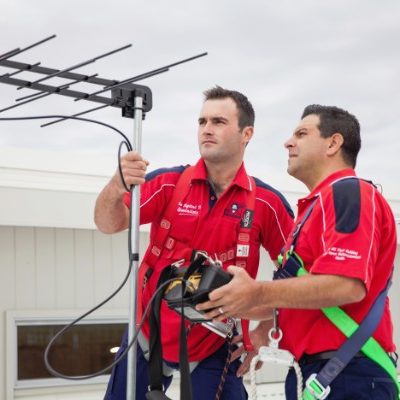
[198,105,398,399]
[95,86,293,399]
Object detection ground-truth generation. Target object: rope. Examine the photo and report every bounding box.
[294,361,304,400]
[249,354,260,400]
[248,350,304,400]
[215,335,234,400]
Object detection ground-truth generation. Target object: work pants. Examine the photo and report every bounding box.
[104,330,248,400]
[285,356,397,399]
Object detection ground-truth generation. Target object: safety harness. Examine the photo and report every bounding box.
[147,253,236,400]
[138,166,257,399]
[275,195,400,399]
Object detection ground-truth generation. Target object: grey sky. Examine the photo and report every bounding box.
[1,0,399,198]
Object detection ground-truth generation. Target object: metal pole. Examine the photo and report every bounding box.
[126,94,143,400]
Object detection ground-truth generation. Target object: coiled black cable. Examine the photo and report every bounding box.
[0,114,157,379]
[44,277,181,379]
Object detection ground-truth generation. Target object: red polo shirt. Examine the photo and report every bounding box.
[124,159,294,362]
[279,169,397,360]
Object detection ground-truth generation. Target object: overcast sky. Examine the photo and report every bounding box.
[1,0,399,199]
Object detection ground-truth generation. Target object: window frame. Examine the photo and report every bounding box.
[6,309,128,398]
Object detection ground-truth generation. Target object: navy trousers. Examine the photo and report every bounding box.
[104,331,248,400]
[285,356,398,399]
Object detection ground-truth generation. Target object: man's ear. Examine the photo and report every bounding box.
[327,133,344,156]
[242,126,254,144]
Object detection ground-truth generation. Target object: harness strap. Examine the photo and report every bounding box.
[137,330,175,377]
[298,264,399,399]
[145,167,194,268]
[148,266,175,394]
[275,192,400,399]
[137,166,194,322]
[141,167,259,399]
[312,280,392,389]
[237,176,256,352]
[235,176,256,270]
[178,287,193,400]
[139,168,256,351]
[148,255,208,400]
[145,391,172,400]
[284,198,318,261]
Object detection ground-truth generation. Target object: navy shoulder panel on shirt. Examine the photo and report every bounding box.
[332,178,361,233]
[253,176,294,218]
[145,165,188,182]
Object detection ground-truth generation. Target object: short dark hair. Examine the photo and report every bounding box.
[302,104,361,167]
[203,86,255,129]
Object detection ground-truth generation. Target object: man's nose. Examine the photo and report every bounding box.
[202,121,213,133]
[284,136,294,148]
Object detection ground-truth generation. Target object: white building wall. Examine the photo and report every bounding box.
[0,226,148,400]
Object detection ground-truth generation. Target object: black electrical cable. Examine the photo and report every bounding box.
[118,140,133,192]
[0,114,152,379]
[44,277,183,380]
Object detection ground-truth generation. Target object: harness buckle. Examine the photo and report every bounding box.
[160,219,171,229]
[171,258,185,268]
[219,252,227,262]
[238,232,250,242]
[193,250,208,261]
[292,223,301,238]
[151,245,161,256]
[165,237,176,250]
[305,374,331,399]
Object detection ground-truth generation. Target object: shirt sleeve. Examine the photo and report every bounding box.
[310,179,380,290]
[122,167,182,225]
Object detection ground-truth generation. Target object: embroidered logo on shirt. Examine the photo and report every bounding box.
[177,202,201,216]
[240,209,254,228]
[327,247,361,261]
[224,203,244,219]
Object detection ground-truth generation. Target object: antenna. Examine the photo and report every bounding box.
[0,34,55,61]
[0,34,207,400]
[0,36,207,122]
[15,43,132,89]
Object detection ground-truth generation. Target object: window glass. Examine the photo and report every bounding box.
[17,323,127,380]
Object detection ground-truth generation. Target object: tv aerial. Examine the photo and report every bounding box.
[0,34,207,400]
[0,34,206,121]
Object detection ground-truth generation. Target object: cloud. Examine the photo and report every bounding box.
[0,0,399,198]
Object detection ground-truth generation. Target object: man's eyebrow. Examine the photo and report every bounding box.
[198,116,229,122]
[211,116,229,122]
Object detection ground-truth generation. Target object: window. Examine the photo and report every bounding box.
[17,323,126,380]
[6,310,128,393]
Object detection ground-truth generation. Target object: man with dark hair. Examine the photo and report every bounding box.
[203,86,255,129]
[95,86,294,399]
[198,104,398,399]
[301,104,361,167]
